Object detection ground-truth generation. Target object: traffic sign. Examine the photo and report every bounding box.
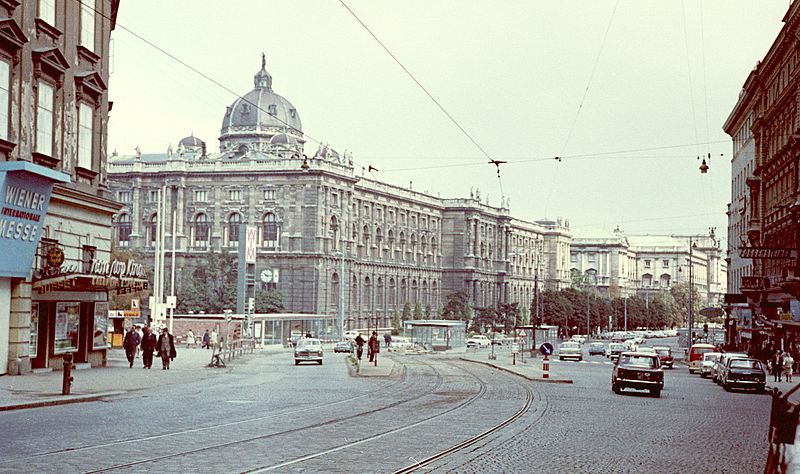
[540,342,553,355]
[511,343,520,354]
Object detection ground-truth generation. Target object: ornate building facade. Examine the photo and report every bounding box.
[570,229,727,305]
[107,58,572,331]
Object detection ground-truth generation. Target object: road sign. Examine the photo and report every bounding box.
[699,307,724,318]
[540,342,553,355]
[511,343,520,354]
[165,295,176,309]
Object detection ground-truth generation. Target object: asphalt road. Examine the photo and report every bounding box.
[0,343,771,473]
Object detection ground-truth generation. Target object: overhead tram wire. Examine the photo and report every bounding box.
[544,0,620,216]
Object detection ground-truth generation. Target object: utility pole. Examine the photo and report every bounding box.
[624,295,628,333]
[586,291,590,337]
[688,237,695,352]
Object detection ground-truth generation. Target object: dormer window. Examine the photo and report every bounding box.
[268,104,277,115]
[289,109,296,119]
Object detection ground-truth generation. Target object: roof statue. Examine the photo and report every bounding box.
[167,143,173,158]
[134,145,141,160]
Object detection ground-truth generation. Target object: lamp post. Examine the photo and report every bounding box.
[679,238,698,352]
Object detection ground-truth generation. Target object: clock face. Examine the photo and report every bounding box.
[260,269,272,283]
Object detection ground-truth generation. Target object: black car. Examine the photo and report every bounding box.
[721,358,766,393]
[611,351,664,397]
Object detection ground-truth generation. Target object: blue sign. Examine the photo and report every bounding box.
[540,342,554,355]
[0,162,69,278]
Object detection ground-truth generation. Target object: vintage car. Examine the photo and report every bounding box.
[559,341,583,361]
[712,352,748,383]
[333,340,353,353]
[688,343,715,374]
[700,352,721,378]
[653,346,674,369]
[721,358,766,393]
[587,342,606,356]
[607,343,626,360]
[466,335,491,348]
[611,351,664,397]
[294,338,324,365]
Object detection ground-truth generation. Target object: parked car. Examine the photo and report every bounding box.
[491,335,507,346]
[700,352,721,378]
[334,340,353,353]
[294,338,324,365]
[611,351,664,397]
[712,352,749,383]
[688,343,715,374]
[571,335,587,345]
[637,347,657,355]
[653,346,674,369]
[559,341,583,361]
[389,336,414,352]
[721,358,766,393]
[587,342,605,356]
[343,330,360,341]
[607,343,626,360]
[466,335,491,348]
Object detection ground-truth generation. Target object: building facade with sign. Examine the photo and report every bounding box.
[723,1,800,357]
[570,228,727,305]
[0,1,125,376]
[106,57,572,332]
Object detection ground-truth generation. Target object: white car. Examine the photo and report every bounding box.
[389,337,414,352]
[571,335,587,344]
[559,341,583,361]
[343,330,360,341]
[466,335,490,348]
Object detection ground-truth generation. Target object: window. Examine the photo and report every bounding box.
[662,260,669,268]
[80,0,95,50]
[54,302,80,354]
[148,190,159,202]
[194,190,208,202]
[0,60,9,140]
[36,82,54,156]
[148,214,157,246]
[588,253,596,264]
[81,244,95,273]
[263,213,278,249]
[77,103,93,169]
[644,259,651,268]
[264,189,276,200]
[193,214,209,246]
[29,302,39,358]
[332,193,339,207]
[116,214,131,246]
[39,0,55,25]
[118,191,131,202]
[228,189,242,201]
[228,213,242,246]
[93,302,109,350]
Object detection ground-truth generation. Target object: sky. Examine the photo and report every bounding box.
[107,1,791,245]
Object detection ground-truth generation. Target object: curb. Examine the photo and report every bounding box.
[0,391,126,412]
[459,357,574,384]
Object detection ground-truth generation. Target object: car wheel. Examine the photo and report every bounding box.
[651,388,661,398]
[723,382,732,392]
[689,369,695,374]
[294,360,299,365]
[756,386,765,394]
[700,373,706,379]
[613,384,622,394]
[318,360,323,365]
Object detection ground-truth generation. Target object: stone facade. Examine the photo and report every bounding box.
[107,59,572,331]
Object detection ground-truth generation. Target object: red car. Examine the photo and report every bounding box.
[653,346,673,369]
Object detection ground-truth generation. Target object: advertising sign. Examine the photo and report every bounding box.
[740,247,797,259]
[0,163,69,278]
[245,225,257,264]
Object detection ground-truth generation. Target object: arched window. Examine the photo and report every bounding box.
[585,268,597,285]
[399,232,406,260]
[263,212,278,249]
[148,214,157,246]
[411,279,418,304]
[642,273,653,288]
[331,272,340,307]
[660,273,671,287]
[377,277,384,307]
[421,237,428,264]
[401,278,407,305]
[432,281,438,308]
[116,213,131,247]
[362,225,370,258]
[388,230,395,260]
[389,278,396,306]
[330,216,339,251]
[431,237,437,264]
[228,213,242,247]
[422,280,429,306]
[351,276,359,314]
[376,227,383,258]
[411,234,417,262]
[363,276,372,311]
[193,213,209,246]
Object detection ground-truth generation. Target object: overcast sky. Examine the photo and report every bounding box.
[107,1,790,244]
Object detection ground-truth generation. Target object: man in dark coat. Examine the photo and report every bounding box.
[368,331,380,365]
[202,329,211,349]
[157,327,177,370]
[140,326,158,369]
[122,328,140,368]
[354,333,366,360]
[384,333,392,349]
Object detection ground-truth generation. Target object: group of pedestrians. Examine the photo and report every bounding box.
[123,325,177,370]
[353,331,382,366]
[770,350,795,383]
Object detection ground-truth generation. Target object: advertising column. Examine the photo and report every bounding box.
[0,162,69,375]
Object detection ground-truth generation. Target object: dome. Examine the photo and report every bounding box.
[219,54,304,155]
[179,134,203,148]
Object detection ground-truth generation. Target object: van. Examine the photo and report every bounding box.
[688,343,715,374]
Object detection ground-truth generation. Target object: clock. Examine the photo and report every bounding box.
[260,268,273,283]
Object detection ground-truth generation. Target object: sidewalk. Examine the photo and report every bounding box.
[0,346,260,411]
[460,352,573,384]
[347,353,395,377]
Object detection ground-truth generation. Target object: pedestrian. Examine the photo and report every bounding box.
[784,352,795,383]
[368,331,380,366]
[771,350,783,382]
[140,326,158,369]
[202,329,210,349]
[354,333,366,360]
[210,329,219,349]
[135,325,144,358]
[185,329,196,349]
[122,327,140,368]
[157,327,177,370]
[384,332,392,349]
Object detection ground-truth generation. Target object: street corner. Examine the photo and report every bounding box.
[459,356,573,384]
[346,354,395,378]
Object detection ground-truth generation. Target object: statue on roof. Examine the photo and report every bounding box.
[134,145,141,160]
[261,52,266,70]
[167,143,173,158]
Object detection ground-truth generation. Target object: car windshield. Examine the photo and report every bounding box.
[590,343,604,347]
[296,339,321,349]
[561,342,579,348]
[704,354,720,362]
[610,344,623,349]
[730,359,762,370]
[619,355,657,368]
[656,349,671,355]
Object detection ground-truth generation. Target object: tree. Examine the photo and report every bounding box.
[392,307,402,335]
[670,282,704,325]
[470,307,496,333]
[402,302,412,322]
[424,304,432,318]
[442,290,471,321]
[255,289,284,313]
[176,249,238,313]
[541,290,574,336]
[413,302,423,320]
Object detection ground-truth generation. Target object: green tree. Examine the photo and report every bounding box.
[541,290,574,336]
[402,302,412,322]
[413,302,423,320]
[176,249,238,313]
[392,307,402,335]
[670,282,704,324]
[255,289,285,313]
[424,304,432,318]
[442,290,471,321]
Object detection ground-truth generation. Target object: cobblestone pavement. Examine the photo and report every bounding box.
[0,348,777,473]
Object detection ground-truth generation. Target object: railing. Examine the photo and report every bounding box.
[208,338,257,368]
[765,384,800,473]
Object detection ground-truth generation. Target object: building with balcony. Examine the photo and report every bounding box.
[107,57,572,331]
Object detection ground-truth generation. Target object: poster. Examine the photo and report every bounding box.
[54,302,80,353]
[93,302,109,349]
[29,302,38,357]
